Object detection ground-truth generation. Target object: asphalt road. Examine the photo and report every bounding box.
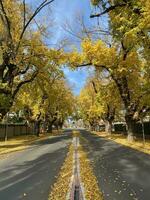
[80,129,150,200]
[0,130,72,200]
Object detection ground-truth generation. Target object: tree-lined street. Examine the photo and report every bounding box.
[0,0,150,199]
[1,129,150,200]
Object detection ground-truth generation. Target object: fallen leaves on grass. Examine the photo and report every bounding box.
[0,134,55,156]
[0,135,37,155]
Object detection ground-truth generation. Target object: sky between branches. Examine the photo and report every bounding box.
[27,0,108,94]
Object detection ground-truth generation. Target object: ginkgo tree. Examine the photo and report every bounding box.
[66,37,150,141]
[0,0,56,117]
[13,64,75,134]
[78,74,122,134]
[64,0,150,141]
[90,0,150,48]
[92,75,122,134]
[89,0,150,140]
[41,79,75,133]
[78,80,102,131]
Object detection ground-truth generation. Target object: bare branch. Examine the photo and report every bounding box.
[16,0,55,53]
[62,21,83,40]
[121,40,131,60]
[77,62,111,75]
[84,28,111,36]
[79,15,91,39]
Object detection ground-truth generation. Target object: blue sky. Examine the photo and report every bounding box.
[51,0,93,95]
[27,0,107,95]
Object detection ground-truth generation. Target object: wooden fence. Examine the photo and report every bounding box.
[113,121,150,136]
[95,122,150,138]
[0,123,35,140]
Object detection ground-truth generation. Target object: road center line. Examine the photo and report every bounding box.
[67,136,85,200]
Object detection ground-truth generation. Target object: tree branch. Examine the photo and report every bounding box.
[23,0,26,28]
[0,88,11,95]
[16,0,55,53]
[90,3,126,18]
[0,0,12,40]
[18,64,30,75]
[91,81,98,94]
[77,63,92,67]
[12,70,38,99]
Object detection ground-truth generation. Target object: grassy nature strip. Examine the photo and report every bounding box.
[0,131,63,157]
[79,145,103,200]
[49,144,73,200]
[0,135,39,156]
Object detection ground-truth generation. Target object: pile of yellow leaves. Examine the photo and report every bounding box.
[79,145,103,200]
[73,130,80,137]
[49,131,103,200]
[49,144,73,200]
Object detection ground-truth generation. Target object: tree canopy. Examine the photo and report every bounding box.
[66,0,150,141]
[0,0,149,140]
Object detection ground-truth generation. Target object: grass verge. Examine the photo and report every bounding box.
[0,130,63,156]
[0,135,38,156]
[93,131,150,155]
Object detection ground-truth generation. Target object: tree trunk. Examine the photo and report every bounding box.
[125,115,136,142]
[59,122,63,129]
[47,123,53,133]
[89,122,93,131]
[58,120,64,129]
[4,123,8,141]
[34,120,41,137]
[0,106,11,120]
[43,120,47,133]
[105,120,112,135]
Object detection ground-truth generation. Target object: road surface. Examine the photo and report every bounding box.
[80,129,150,200]
[1,129,150,200]
[0,130,72,200]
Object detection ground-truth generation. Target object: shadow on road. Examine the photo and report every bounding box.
[36,133,72,146]
[79,129,150,200]
[0,129,73,200]
[0,137,70,200]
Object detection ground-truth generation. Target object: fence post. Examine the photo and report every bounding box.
[26,122,28,135]
[141,118,145,146]
[13,124,15,137]
[5,123,8,141]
